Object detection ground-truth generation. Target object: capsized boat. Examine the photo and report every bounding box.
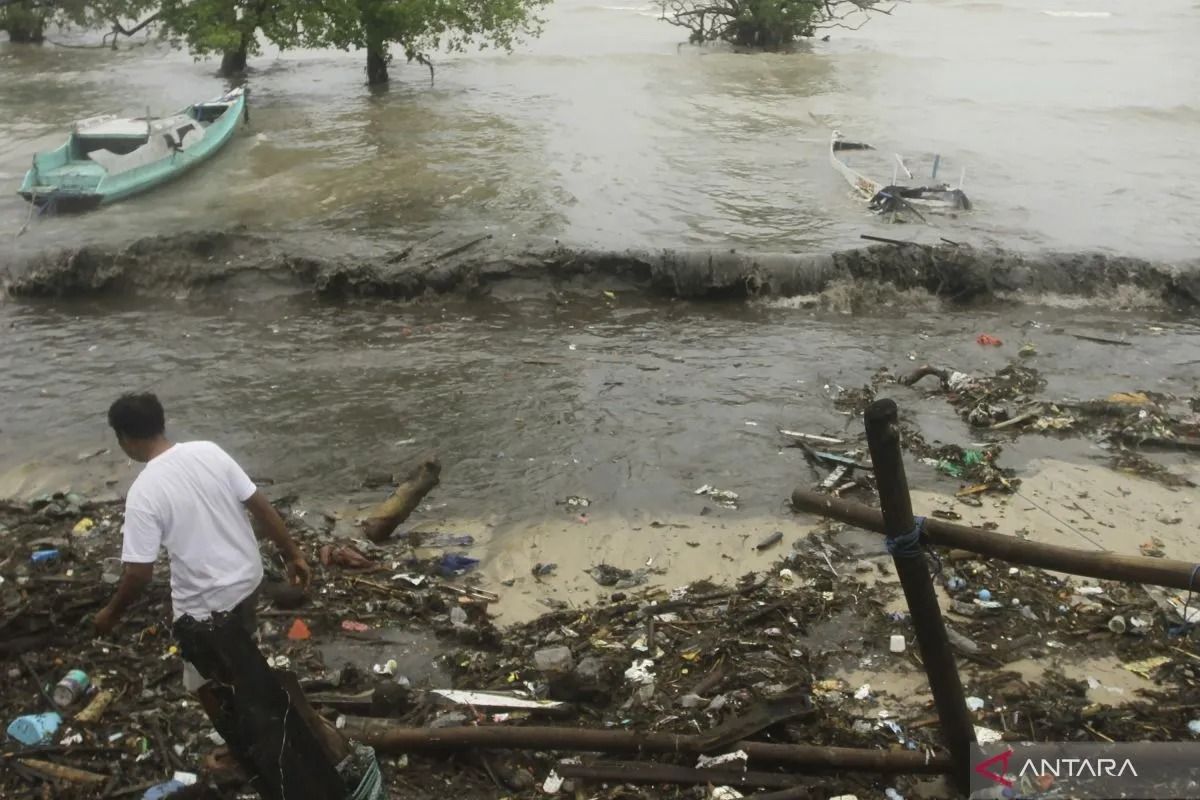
[830,130,970,219]
[18,87,247,212]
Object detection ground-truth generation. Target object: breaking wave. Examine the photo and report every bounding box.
[2,229,1198,311]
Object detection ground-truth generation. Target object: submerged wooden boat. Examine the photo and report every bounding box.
[18,88,246,212]
[830,130,970,219]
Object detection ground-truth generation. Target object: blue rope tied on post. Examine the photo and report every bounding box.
[887,516,926,559]
[1168,564,1200,639]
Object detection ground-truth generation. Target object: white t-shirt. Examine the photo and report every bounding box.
[121,441,264,620]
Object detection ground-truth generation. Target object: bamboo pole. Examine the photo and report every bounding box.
[338,719,951,775]
[790,489,1200,591]
[864,399,975,794]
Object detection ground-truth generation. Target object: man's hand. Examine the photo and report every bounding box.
[286,554,312,589]
[94,606,118,636]
[245,491,312,591]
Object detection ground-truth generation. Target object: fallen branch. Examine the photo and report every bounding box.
[17,758,107,784]
[860,233,918,247]
[361,455,441,542]
[338,720,951,774]
[1112,433,1200,453]
[987,409,1041,431]
[1070,333,1132,347]
[695,695,814,751]
[555,760,813,791]
[637,578,770,618]
[791,488,1200,591]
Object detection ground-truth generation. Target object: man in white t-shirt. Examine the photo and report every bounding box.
[94,393,311,703]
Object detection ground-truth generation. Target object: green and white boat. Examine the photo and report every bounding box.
[18,87,247,212]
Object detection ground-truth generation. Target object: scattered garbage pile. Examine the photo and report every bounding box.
[817,362,1196,491]
[5,478,1200,799]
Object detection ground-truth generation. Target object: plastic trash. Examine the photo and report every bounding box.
[1188,720,1200,736]
[417,532,475,548]
[287,618,311,640]
[342,744,386,800]
[1108,615,1127,634]
[977,589,992,602]
[142,780,186,799]
[696,750,748,769]
[976,334,1003,347]
[438,553,480,576]
[72,517,95,536]
[534,646,574,674]
[449,606,468,628]
[624,659,655,685]
[52,669,90,708]
[974,725,1003,744]
[709,788,743,800]
[945,576,966,591]
[966,696,985,712]
[30,549,60,564]
[889,635,906,653]
[341,620,370,633]
[6,712,62,745]
[542,770,564,794]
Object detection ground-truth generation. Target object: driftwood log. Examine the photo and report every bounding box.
[339,720,951,774]
[362,455,442,543]
[791,488,1200,591]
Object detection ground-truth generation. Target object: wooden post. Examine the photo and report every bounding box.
[864,398,975,793]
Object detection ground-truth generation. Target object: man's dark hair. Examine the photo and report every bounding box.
[108,393,166,440]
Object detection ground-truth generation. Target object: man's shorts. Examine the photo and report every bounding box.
[179,590,259,693]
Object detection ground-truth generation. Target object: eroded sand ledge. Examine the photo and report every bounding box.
[4,229,1200,308]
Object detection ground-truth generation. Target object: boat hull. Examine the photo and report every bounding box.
[829,131,970,216]
[17,89,246,212]
[17,190,103,212]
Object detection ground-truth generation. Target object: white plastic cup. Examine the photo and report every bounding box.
[889,635,906,653]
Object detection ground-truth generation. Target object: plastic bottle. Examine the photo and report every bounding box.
[52,669,90,708]
[6,712,62,745]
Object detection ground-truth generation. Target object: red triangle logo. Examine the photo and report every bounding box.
[975,748,1014,788]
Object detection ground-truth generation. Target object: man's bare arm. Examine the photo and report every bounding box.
[95,562,153,635]
[244,490,312,588]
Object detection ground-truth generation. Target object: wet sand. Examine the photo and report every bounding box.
[436,457,1199,721]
